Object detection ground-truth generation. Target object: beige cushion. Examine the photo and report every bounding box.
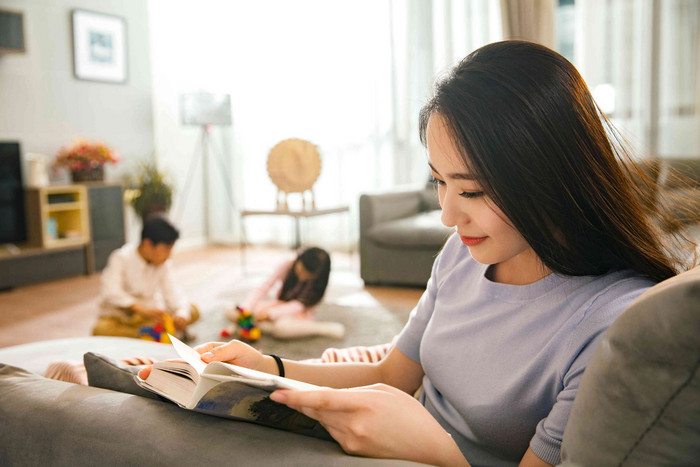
[560,266,700,465]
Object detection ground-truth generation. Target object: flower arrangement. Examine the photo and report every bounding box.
[54,139,119,171]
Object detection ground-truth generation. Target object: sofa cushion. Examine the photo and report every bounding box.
[420,185,441,211]
[560,266,700,466]
[367,210,452,249]
[0,364,425,466]
[0,336,177,375]
[84,352,162,400]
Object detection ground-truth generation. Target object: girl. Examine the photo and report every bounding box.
[228,247,344,339]
[144,41,694,466]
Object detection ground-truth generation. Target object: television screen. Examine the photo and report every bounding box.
[0,142,27,244]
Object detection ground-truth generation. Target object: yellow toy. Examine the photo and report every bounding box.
[139,314,175,343]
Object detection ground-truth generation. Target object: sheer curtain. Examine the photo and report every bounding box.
[148,0,501,248]
[575,0,699,159]
[500,0,555,48]
[390,0,502,186]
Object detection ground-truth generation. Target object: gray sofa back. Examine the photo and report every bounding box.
[560,265,700,465]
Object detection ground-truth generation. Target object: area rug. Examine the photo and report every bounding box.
[188,303,413,361]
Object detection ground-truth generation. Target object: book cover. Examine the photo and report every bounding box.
[136,335,331,440]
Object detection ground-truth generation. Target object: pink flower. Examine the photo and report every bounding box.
[53,139,119,171]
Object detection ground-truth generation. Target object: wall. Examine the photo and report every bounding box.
[0,0,154,243]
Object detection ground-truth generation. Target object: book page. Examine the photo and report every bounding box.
[168,334,207,374]
[203,361,320,391]
[169,334,319,391]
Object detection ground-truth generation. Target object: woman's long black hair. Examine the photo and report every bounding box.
[278,247,331,307]
[419,40,694,282]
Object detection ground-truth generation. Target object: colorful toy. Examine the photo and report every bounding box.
[235,305,261,342]
[139,314,175,343]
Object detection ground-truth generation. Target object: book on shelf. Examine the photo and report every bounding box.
[135,335,330,439]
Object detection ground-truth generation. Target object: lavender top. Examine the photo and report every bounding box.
[396,233,654,466]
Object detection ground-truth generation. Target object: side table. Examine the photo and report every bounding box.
[239,206,351,269]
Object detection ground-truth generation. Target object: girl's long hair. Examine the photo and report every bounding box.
[419,40,695,282]
[278,247,331,307]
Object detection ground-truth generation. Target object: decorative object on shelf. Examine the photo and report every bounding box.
[125,162,174,221]
[266,138,321,211]
[71,9,127,84]
[54,139,118,183]
[26,153,50,187]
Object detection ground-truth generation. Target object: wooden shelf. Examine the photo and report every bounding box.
[46,202,83,212]
[25,185,91,249]
[0,184,125,288]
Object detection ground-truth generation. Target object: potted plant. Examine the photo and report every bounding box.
[53,139,119,182]
[126,162,174,220]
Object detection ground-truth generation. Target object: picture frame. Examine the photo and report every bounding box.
[71,9,127,84]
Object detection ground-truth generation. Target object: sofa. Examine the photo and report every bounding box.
[359,183,452,287]
[560,264,700,465]
[0,337,425,466]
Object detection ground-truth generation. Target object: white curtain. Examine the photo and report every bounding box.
[390,0,502,187]
[500,0,556,48]
[575,0,700,159]
[148,0,501,249]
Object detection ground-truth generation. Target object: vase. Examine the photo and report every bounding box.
[71,166,104,183]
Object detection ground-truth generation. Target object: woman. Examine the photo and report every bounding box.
[142,41,694,466]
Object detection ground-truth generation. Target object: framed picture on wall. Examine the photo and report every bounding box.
[71,9,127,84]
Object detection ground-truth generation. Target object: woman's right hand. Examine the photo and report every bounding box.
[195,340,274,373]
[138,339,274,380]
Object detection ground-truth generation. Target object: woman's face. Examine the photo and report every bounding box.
[426,114,541,283]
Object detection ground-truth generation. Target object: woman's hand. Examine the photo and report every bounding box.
[270,384,469,466]
[138,339,275,380]
[194,340,275,374]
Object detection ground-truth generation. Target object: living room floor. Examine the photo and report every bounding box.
[0,245,424,349]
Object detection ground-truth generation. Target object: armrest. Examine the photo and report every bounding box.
[359,187,425,238]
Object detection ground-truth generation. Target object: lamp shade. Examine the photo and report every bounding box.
[179,92,232,126]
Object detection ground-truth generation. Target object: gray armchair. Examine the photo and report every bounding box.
[359,184,452,287]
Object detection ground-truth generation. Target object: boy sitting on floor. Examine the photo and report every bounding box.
[92,216,199,341]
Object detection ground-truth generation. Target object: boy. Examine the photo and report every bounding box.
[92,216,199,341]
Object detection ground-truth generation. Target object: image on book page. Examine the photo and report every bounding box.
[136,335,331,439]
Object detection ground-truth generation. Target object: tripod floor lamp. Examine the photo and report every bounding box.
[178,92,234,240]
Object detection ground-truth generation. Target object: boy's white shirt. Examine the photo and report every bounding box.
[99,243,191,320]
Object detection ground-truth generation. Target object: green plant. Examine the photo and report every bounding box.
[126,162,174,220]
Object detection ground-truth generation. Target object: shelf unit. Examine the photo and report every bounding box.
[0,183,125,289]
[25,185,91,249]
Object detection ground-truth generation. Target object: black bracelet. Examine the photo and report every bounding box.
[269,354,285,378]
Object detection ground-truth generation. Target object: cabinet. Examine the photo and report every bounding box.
[25,185,91,249]
[86,184,125,271]
[0,183,125,289]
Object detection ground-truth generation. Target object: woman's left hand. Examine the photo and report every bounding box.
[270,384,468,466]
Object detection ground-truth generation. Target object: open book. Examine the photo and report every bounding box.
[135,335,330,439]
